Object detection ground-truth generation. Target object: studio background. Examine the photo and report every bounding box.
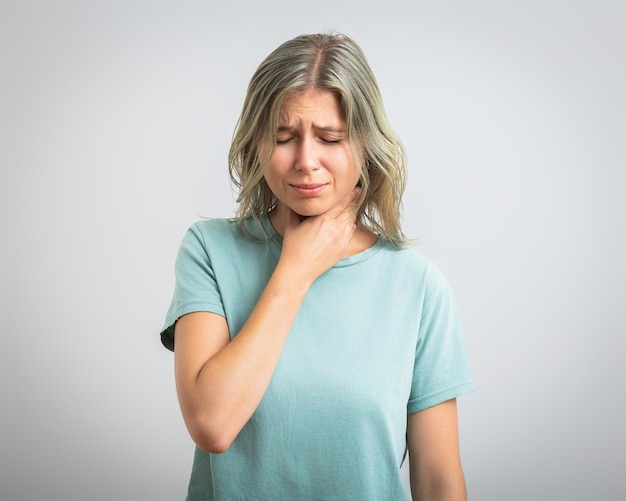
[2,1,624,500]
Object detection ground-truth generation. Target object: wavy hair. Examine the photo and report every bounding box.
[228,32,408,246]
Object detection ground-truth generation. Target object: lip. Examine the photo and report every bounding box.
[290,183,327,197]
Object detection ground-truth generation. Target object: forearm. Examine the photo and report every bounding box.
[179,262,312,452]
[177,205,359,453]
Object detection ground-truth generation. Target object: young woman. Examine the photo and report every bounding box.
[160,32,474,501]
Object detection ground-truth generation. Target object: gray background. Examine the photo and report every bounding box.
[2,1,624,500]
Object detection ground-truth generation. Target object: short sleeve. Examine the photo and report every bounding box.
[160,224,226,351]
[407,266,474,413]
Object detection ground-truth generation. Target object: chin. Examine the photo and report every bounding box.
[292,206,326,218]
[278,198,332,218]
[283,200,323,217]
[294,209,319,217]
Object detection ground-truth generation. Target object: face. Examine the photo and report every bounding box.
[263,88,361,222]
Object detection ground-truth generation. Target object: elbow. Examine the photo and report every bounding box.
[186,415,237,454]
[194,433,233,455]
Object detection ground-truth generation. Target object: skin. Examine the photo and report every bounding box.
[265,88,377,253]
[408,399,467,501]
[174,88,466,500]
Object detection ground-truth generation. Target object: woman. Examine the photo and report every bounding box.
[161,32,474,501]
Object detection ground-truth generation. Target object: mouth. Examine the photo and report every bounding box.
[289,183,327,197]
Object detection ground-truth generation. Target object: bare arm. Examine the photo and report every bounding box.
[407,399,467,501]
[174,196,357,453]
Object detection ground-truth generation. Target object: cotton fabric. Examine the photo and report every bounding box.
[161,216,474,500]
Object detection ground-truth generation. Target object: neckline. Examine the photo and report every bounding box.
[260,214,385,267]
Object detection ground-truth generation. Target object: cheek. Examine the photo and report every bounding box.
[262,171,279,195]
[350,162,362,183]
[339,152,361,186]
[266,150,290,176]
[263,162,287,198]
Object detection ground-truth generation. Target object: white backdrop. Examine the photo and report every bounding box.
[2,1,625,500]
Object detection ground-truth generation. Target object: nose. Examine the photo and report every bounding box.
[295,137,320,173]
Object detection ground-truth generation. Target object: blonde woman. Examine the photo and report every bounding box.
[161,33,474,501]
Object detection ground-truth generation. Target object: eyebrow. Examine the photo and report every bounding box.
[276,125,346,133]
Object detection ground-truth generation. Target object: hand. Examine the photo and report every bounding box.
[278,188,359,285]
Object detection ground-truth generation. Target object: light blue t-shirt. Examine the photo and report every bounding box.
[161,216,474,501]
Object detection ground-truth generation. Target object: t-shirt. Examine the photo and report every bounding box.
[161,215,474,501]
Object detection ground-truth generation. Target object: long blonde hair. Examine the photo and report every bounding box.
[228,32,408,246]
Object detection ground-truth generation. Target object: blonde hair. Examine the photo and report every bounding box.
[228,32,408,246]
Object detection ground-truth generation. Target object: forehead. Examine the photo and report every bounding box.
[278,88,345,126]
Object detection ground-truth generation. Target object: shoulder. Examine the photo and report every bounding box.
[182,218,254,251]
[375,241,456,306]
[380,241,449,282]
[188,216,271,245]
[173,219,242,268]
[187,218,237,241]
[175,218,237,257]
[177,217,276,269]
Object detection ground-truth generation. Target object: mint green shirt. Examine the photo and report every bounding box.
[161,216,474,500]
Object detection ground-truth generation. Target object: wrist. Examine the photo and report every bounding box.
[271,260,315,296]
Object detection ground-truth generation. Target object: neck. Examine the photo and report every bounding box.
[267,208,378,258]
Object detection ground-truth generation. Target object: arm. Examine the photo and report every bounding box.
[174,198,357,454]
[407,398,467,501]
